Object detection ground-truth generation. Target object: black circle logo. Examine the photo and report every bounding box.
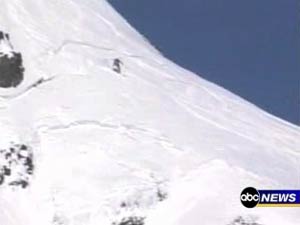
[240,187,260,208]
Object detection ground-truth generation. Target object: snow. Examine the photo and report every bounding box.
[0,0,299,225]
[0,36,14,58]
[146,160,300,225]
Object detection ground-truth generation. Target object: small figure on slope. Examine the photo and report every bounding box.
[113,58,123,74]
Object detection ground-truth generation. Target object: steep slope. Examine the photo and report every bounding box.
[0,0,299,225]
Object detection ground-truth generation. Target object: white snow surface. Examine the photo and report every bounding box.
[0,34,14,58]
[0,0,299,225]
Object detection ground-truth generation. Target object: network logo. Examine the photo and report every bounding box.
[240,187,300,208]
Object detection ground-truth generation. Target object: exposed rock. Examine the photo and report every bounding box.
[0,143,34,189]
[0,31,24,88]
[113,216,145,225]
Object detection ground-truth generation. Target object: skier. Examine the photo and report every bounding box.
[112,58,122,74]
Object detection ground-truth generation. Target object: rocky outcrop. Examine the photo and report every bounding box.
[0,31,24,88]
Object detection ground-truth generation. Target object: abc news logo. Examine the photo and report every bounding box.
[240,187,300,208]
[240,187,260,208]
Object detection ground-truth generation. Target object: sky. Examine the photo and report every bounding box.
[109,0,299,125]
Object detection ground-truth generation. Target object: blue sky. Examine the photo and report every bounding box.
[109,0,299,125]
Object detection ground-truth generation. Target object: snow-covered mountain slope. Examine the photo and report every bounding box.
[0,0,299,225]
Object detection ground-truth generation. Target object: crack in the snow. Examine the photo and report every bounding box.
[38,120,118,132]
[0,76,56,101]
[38,120,184,153]
[38,39,163,66]
[51,40,115,55]
[38,120,161,136]
[0,73,88,102]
